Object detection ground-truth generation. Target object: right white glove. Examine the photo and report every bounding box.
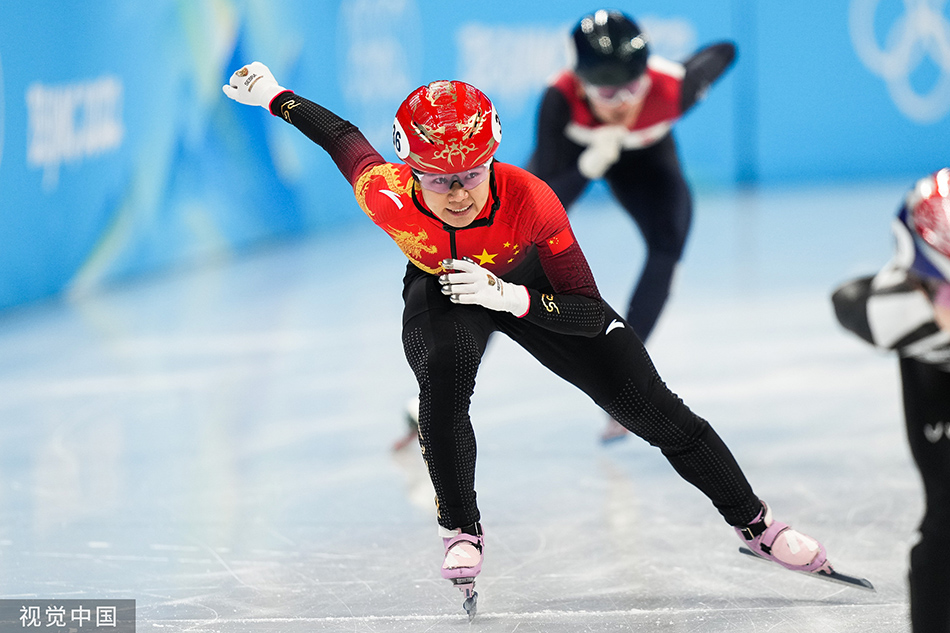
[439,258,530,317]
[577,125,628,180]
[222,61,287,109]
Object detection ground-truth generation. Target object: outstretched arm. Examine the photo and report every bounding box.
[832,272,950,367]
[223,62,383,185]
[680,42,736,113]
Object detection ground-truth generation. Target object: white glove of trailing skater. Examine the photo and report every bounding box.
[439,258,530,317]
[221,61,288,109]
[577,125,628,180]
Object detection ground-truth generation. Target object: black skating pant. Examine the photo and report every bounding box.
[530,134,692,342]
[401,263,760,532]
[899,357,950,633]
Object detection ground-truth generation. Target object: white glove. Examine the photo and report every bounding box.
[577,125,628,180]
[222,61,287,109]
[439,258,530,317]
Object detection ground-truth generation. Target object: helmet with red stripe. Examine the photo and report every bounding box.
[392,80,502,174]
[901,168,950,282]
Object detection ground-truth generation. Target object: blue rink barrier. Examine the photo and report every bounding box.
[0,0,946,310]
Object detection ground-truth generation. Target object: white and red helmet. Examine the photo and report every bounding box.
[900,168,950,282]
[392,80,502,174]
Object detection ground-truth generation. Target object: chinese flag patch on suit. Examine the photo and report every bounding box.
[547,227,575,255]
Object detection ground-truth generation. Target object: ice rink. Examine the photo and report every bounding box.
[0,180,926,631]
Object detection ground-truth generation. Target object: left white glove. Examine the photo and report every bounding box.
[222,61,287,109]
[439,258,530,317]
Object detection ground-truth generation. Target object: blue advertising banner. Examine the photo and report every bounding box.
[0,0,946,311]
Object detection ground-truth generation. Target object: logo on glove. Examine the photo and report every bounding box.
[236,67,249,77]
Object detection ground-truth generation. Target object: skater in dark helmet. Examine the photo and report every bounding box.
[224,61,854,619]
[833,168,950,633]
[528,10,735,442]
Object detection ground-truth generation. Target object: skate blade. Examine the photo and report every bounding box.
[463,591,478,621]
[449,577,478,620]
[738,546,875,591]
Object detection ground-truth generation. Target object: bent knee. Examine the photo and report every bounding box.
[403,324,482,384]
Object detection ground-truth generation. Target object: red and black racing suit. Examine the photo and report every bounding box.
[528,43,735,341]
[268,90,761,531]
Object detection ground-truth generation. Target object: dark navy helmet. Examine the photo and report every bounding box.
[572,9,649,87]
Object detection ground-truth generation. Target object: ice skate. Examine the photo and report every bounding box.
[441,522,483,620]
[391,396,420,452]
[736,502,874,590]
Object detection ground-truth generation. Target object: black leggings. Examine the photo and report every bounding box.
[401,265,759,531]
[899,357,950,633]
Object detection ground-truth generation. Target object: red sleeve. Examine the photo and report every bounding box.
[352,163,415,225]
[515,168,601,301]
[501,165,605,335]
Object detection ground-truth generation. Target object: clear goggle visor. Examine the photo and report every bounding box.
[584,76,648,106]
[413,159,492,194]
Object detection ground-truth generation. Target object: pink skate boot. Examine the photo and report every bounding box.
[735,502,829,572]
[440,523,483,620]
[735,502,875,590]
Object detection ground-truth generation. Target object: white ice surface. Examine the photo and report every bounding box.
[0,181,921,631]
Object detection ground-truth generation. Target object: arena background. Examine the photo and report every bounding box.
[0,0,946,311]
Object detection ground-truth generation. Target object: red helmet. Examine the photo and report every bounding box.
[392,80,502,173]
[902,168,950,282]
[909,168,950,257]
